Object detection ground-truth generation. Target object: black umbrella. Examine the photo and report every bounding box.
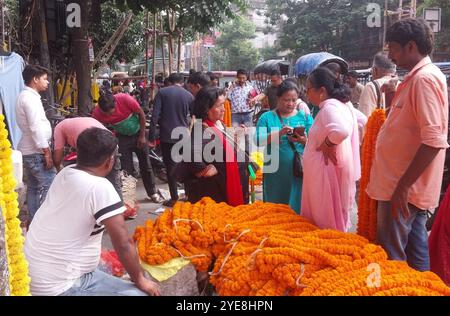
[253,59,290,75]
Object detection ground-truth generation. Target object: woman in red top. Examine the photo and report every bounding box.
[180,86,249,205]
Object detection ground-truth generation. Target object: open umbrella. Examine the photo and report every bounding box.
[294,52,348,77]
[253,59,290,75]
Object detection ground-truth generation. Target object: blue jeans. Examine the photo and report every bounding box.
[59,269,147,296]
[232,112,253,127]
[376,201,430,271]
[22,154,56,221]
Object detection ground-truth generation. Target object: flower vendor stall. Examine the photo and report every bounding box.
[134,197,450,296]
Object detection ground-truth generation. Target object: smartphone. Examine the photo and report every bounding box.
[293,126,305,136]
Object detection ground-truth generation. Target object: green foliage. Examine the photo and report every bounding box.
[3,0,20,50]
[259,45,281,61]
[112,0,248,33]
[4,0,19,26]
[266,0,450,60]
[91,3,147,64]
[266,0,376,59]
[210,16,260,71]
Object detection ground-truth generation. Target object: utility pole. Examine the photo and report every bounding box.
[410,0,417,18]
[145,11,149,87]
[382,0,388,50]
[177,30,182,73]
[160,14,166,77]
[167,11,174,74]
[150,13,157,101]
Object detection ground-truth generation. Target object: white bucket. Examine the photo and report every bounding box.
[12,150,23,187]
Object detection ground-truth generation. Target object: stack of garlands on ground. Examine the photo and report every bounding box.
[134,197,450,296]
[357,109,386,243]
[0,115,30,296]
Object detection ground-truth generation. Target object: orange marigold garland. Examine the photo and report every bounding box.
[358,109,386,242]
[134,197,450,296]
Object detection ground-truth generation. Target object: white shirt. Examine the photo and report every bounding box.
[15,87,52,155]
[229,82,254,113]
[358,75,394,117]
[24,166,126,296]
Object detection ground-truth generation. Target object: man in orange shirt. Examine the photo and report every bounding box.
[366,19,449,271]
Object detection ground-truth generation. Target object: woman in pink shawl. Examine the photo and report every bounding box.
[301,67,361,232]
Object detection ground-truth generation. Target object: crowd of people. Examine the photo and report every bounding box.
[12,18,450,295]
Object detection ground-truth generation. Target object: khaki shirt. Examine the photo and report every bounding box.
[350,82,364,106]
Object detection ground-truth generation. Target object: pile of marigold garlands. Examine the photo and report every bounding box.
[357,109,386,243]
[134,197,450,296]
[0,115,31,296]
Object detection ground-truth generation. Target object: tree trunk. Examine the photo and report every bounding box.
[177,31,182,72]
[91,0,101,24]
[1,0,5,48]
[167,37,173,74]
[37,0,54,111]
[71,0,92,117]
[167,12,174,74]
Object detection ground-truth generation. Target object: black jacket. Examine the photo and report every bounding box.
[177,122,249,204]
[149,85,194,143]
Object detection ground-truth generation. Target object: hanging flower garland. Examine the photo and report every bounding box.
[0,115,31,296]
[134,197,450,296]
[357,109,386,242]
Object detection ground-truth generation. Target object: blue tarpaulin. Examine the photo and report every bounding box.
[294,52,348,77]
[0,52,24,149]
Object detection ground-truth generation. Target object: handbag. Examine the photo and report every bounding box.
[289,141,303,178]
[276,110,303,178]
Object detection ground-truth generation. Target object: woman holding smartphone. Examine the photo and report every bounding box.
[256,80,313,213]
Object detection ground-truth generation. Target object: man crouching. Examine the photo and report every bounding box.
[24,127,160,296]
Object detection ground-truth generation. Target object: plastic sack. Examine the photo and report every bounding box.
[99,249,125,277]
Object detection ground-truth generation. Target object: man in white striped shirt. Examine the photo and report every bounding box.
[25,128,160,296]
[15,65,56,222]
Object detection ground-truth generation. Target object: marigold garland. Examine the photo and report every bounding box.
[134,197,450,296]
[358,109,386,242]
[0,115,31,296]
[250,151,263,186]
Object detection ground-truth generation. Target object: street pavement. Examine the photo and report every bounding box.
[102,177,167,249]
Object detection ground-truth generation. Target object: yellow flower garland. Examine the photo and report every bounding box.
[0,115,31,296]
